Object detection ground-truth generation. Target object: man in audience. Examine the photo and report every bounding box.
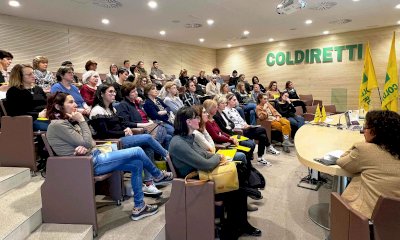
[124,60,133,75]
[0,50,13,92]
[251,83,262,102]
[229,70,239,89]
[85,60,97,72]
[182,80,200,106]
[212,67,224,85]
[150,61,166,89]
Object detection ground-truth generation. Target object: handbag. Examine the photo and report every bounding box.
[143,122,167,143]
[198,161,239,194]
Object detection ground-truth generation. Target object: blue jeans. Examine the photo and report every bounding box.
[239,139,256,160]
[288,115,305,132]
[163,123,174,136]
[120,134,168,182]
[243,103,256,125]
[235,107,245,120]
[33,119,49,131]
[92,147,162,208]
[233,152,247,164]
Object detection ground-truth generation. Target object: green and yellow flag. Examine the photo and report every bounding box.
[320,105,327,122]
[359,42,378,111]
[313,104,321,123]
[382,32,399,111]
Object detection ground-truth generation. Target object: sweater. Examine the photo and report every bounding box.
[163,96,184,114]
[168,134,220,178]
[79,84,96,106]
[46,120,96,156]
[256,102,281,121]
[143,97,171,124]
[193,129,215,153]
[51,83,86,108]
[205,120,234,144]
[89,105,127,139]
[6,86,47,119]
[273,100,296,118]
[115,98,146,128]
[223,107,247,129]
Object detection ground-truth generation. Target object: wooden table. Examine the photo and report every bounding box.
[294,116,364,230]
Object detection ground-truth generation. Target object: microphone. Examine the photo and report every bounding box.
[336,111,348,130]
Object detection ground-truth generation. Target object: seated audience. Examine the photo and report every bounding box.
[266,81,280,100]
[274,91,305,134]
[6,64,48,131]
[181,80,201,106]
[251,83,263,101]
[134,61,148,80]
[192,76,205,96]
[206,74,220,96]
[150,61,166,88]
[197,70,208,86]
[80,70,100,106]
[51,66,91,115]
[224,93,280,157]
[251,76,266,93]
[234,81,257,125]
[123,60,132,75]
[46,92,172,220]
[179,69,189,87]
[115,82,172,148]
[61,61,80,85]
[169,106,262,239]
[285,81,307,113]
[337,110,400,219]
[113,68,129,102]
[33,56,55,93]
[238,74,252,93]
[84,60,97,72]
[212,67,224,85]
[219,83,230,98]
[163,82,184,114]
[89,84,173,196]
[136,76,149,99]
[256,93,294,147]
[143,83,175,135]
[228,70,239,89]
[105,64,118,84]
[0,50,13,91]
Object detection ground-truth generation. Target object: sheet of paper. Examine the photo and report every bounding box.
[235,145,251,152]
[231,135,249,142]
[217,149,237,159]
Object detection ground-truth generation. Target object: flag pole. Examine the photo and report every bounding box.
[377,87,382,104]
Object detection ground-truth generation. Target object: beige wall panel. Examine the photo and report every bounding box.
[0,14,216,78]
[217,26,400,111]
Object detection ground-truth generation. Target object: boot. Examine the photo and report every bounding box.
[282,135,295,147]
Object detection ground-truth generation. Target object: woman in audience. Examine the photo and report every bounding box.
[51,66,91,116]
[251,76,266,92]
[105,64,118,84]
[115,82,172,148]
[46,92,172,220]
[197,70,208,86]
[80,70,100,106]
[169,106,262,239]
[113,68,129,102]
[133,61,148,80]
[234,81,257,125]
[284,81,307,113]
[179,69,189,87]
[6,64,48,131]
[337,110,400,219]
[219,83,230,98]
[256,93,294,148]
[205,74,220,96]
[143,83,175,135]
[225,93,280,158]
[89,84,173,196]
[274,91,305,134]
[33,56,55,93]
[238,74,251,93]
[136,76,148,100]
[266,81,280,100]
[181,80,200,106]
[191,76,205,96]
[163,82,184,114]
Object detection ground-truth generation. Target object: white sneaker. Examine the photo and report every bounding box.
[267,145,280,155]
[257,157,272,166]
[143,184,162,197]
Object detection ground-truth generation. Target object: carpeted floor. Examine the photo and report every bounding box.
[95,146,331,240]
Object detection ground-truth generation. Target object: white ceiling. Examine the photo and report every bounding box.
[0,0,399,49]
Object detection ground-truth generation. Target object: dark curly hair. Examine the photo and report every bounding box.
[364,110,400,158]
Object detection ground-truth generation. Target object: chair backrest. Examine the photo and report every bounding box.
[306,105,318,114]
[295,106,303,116]
[324,104,337,114]
[330,192,370,240]
[299,94,313,106]
[220,74,230,84]
[0,98,8,116]
[41,133,55,157]
[371,195,400,240]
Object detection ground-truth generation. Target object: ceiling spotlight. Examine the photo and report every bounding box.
[305,19,313,24]
[227,44,232,48]
[243,30,250,36]
[102,18,110,24]
[352,0,360,2]
[207,19,214,25]
[396,4,400,9]
[323,30,330,35]
[268,38,274,42]
[159,30,166,35]
[199,38,205,43]
[148,1,158,9]
[8,0,20,7]
[397,20,400,24]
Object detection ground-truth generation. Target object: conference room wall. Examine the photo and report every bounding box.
[216,25,400,112]
[0,14,216,78]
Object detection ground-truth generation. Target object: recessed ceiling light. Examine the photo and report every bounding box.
[396,4,400,9]
[207,19,214,25]
[8,0,20,7]
[268,38,274,42]
[323,31,330,35]
[305,19,313,24]
[352,0,360,2]
[397,20,400,24]
[243,30,250,36]
[227,44,232,48]
[159,30,166,35]
[148,1,158,9]
[101,18,110,24]
[199,38,205,43]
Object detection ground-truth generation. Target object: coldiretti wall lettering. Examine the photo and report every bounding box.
[266,44,363,66]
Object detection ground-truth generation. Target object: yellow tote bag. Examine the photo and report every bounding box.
[198,161,239,194]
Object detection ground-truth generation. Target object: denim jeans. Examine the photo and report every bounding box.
[233,152,247,164]
[163,123,174,136]
[243,103,256,125]
[235,107,245,120]
[92,147,162,208]
[239,139,256,160]
[120,134,168,182]
[288,115,305,132]
[33,119,49,131]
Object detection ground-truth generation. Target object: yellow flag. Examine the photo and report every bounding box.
[321,105,327,122]
[313,104,321,123]
[359,42,378,111]
[382,32,399,111]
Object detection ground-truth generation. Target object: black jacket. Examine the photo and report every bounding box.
[115,98,146,128]
[213,111,235,135]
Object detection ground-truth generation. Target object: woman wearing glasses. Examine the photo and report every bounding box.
[205,74,221,96]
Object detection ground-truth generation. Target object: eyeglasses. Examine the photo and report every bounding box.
[107,90,116,95]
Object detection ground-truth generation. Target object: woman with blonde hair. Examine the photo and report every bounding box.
[163,82,184,114]
[179,69,189,86]
[33,56,55,92]
[235,81,257,125]
[197,70,208,86]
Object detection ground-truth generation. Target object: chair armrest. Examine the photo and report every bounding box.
[303,113,315,122]
[233,128,243,135]
[257,119,272,143]
[131,128,144,134]
[215,142,231,150]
